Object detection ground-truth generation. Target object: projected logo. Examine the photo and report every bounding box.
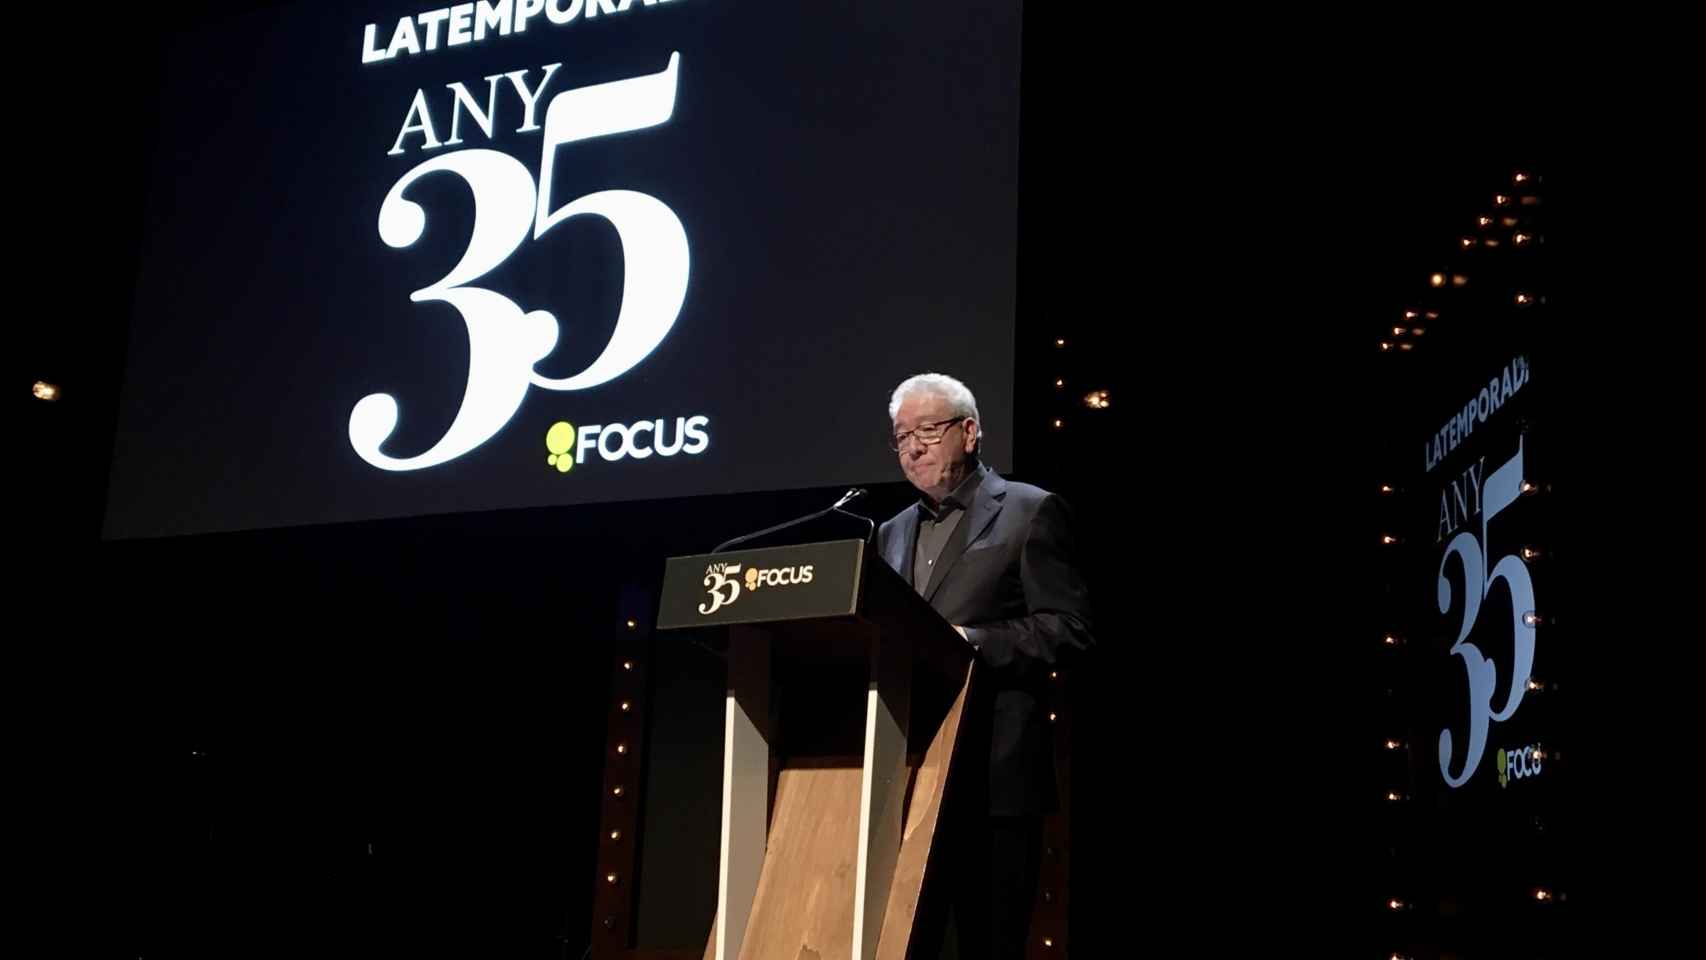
[349,52,689,472]
[543,416,709,474]
[1495,744,1544,789]
[1435,435,1539,789]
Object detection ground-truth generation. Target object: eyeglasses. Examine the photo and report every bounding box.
[890,417,966,451]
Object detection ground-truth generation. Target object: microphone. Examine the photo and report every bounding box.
[712,488,874,554]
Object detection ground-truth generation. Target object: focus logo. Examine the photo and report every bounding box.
[544,415,709,473]
[741,565,815,590]
[1496,744,1544,789]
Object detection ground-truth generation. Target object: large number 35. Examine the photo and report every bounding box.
[349,53,688,471]
[1436,438,1537,788]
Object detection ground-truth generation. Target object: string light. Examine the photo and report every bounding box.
[1501,216,1519,228]
[1403,310,1418,319]
[1048,712,1058,723]
[1383,634,1401,646]
[1054,338,1066,347]
[619,701,632,712]
[1388,898,1405,910]
[1430,273,1446,287]
[1520,195,1540,206]
[626,619,637,630]
[1424,311,1438,320]
[1514,172,1530,184]
[1050,671,1059,680]
[1379,484,1394,494]
[1461,237,1475,249]
[1521,480,1540,495]
[1534,889,1553,902]
[1381,534,1399,545]
[1393,326,1405,336]
[606,872,620,886]
[609,829,622,841]
[1083,390,1110,410]
[622,660,634,671]
[1043,938,1054,949]
[1495,194,1511,206]
[612,785,625,797]
[1523,611,1543,628]
[1522,547,1541,560]
[1451,274,1468,287]
[1515,292,1533,305]
[1385,740,1403,750]
[1478,216,1493,227]
[616,743,628,755]
[1527,679,1543,692]
[1054,378,1064,389]
[1380,342,1393,352]
[1052,419,1063,430]
[1411,327,1426,336]
[32,381,59,401]
[1514,233,1531,245]
[1398,343,1414,351]
[1386,792,1403,802]
[1482,238,1501,248]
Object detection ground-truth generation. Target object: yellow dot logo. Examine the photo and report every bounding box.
[744,568,759,590]
[1496,748,1508,788]
[546,422,576,473]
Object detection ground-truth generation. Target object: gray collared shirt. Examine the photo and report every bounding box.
[912,464,985,594]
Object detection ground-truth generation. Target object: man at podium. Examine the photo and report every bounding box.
[877,373,1094,959]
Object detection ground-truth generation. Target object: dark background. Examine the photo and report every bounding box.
[18,3,1625,957]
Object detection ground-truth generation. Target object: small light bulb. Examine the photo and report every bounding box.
[1514,172,1529,183]
[606,872,619,885]
[620,701,632,712]
[1478,216,1492,227]
[1054,378,1064,388]
[626,619,637,630]
[32,381,60,401]
[1385,740,1402,750]
[1388,898,1403,909]
[1398,342,1414,351]
[1523,611,1542,627]
[1048,712,1058,722]
[1516,293,1532,305]
[622,660,634,671]
[1430,273,1446,287]
[1527,679,1542,691]
[1380,484,1394,494]
[1451,274,1468,287]
[1514,233,1530,245]
[616,743,628,755]
[1380,342,1393,352]
[1387,792,1401,802]
[1535,889,1552,902]
[1461,237,1475,248]
[1055,338,1066,347]
[612,785,625,797]
[1412,327,1426,336]
[609,829,622,841]
[1382,535,1398,545]
[1495,194,1510,205]
[1052,419,1063,429]
[1424,311,1438,320]
[1403,310,1418,319]
[1502,216,1519,228]
[1384,635,1399,646]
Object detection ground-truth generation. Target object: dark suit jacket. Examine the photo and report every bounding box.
[877,464,1093,815]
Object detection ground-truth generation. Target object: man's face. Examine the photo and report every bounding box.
[893,392,978,500]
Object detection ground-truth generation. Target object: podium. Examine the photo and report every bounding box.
[654,539,978,960]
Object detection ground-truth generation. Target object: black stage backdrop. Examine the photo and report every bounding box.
[16,5,1631,956]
